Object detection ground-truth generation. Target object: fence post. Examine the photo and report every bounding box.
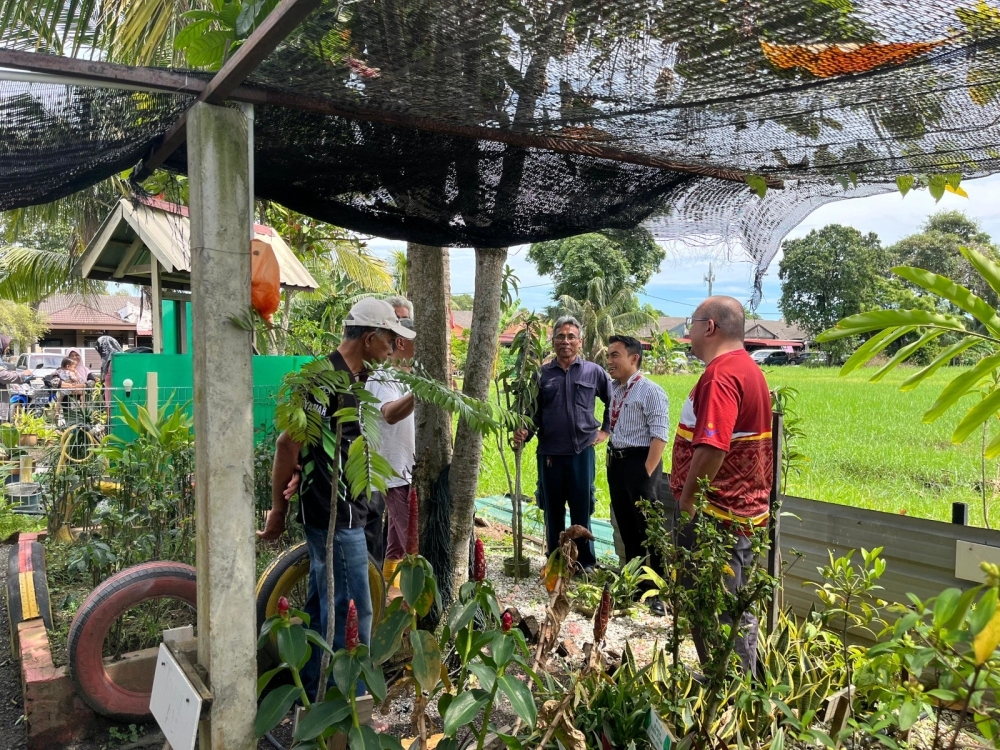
[766,409,783,634]
[146,371,158,419]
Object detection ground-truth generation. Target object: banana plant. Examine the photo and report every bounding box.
[817,245,1000,457]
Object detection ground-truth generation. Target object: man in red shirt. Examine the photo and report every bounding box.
[670,295,773,676]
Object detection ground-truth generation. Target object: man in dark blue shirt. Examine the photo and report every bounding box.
[514,316,611,569]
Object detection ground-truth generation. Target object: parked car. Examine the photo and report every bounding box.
[750,348,782,363]
[761,351,797,366]
[41,346,100,371]
[14,353,66,379]
[794,351,828,366]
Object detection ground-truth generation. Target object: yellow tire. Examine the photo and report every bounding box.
[255,542,385,664]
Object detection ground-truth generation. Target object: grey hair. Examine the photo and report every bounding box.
[552,315,583,341]
[385,295,413,317]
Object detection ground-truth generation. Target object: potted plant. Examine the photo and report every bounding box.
[0,425,21,478]
[495,308,545,579]
[13,412,43,446]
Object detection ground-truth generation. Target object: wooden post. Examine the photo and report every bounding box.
[146,371,158,421]
[188,101,256,750]
[177,300,188,355]
[766,409,784,634]
[151,260,164,354]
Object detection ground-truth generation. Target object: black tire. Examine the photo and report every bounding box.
[66,561,196,720]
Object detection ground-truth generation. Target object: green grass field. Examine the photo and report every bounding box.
[477,366,997,527]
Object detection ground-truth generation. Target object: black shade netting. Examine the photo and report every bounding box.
[197,106,696,247]
[6,0,1000,270]
[0,80,191,211]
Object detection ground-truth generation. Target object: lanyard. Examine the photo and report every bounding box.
[610,372,642,430]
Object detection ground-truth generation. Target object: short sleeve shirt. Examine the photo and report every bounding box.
[669,349,773,519]
[366,368,414,489]
[299,351,368,530]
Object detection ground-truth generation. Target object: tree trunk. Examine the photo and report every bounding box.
[449,247,507,590]
[407,243,453,538]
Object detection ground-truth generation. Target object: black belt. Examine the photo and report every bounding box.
[607,445,648,460]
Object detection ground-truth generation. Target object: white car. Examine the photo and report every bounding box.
[14,353,66,379]
[750,348,781,363]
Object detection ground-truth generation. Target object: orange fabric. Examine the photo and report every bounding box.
[760,41,942,77]
[251,239,281,322]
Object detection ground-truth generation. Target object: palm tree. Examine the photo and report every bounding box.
[556,277,656,365]
[0,0,194,66]
[0,184,120,303]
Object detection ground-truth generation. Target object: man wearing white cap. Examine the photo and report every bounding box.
[259,296,415,698]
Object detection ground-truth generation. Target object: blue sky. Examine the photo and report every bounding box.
[367,173,1000,318]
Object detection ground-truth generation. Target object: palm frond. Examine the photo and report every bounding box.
[0,246,104,303]
[0,0,183,63]
[331,244,393,292]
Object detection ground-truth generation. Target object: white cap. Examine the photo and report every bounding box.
[344,297,416,339]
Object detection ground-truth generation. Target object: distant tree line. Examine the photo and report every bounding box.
[778,210,998,364]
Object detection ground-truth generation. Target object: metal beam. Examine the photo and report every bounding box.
[0,49,211,95]
[135,0,321,178]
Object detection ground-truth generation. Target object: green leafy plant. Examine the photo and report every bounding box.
[570,557,645,616]
[770,385,809,493]
[895,173,966,202]
[493,301,545,578]
[639,480,778,746]
[256,597,395,750]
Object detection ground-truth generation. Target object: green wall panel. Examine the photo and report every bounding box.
[109,353,314,442]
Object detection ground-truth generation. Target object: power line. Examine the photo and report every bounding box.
[636,292,697,308]
[452,281,554,295]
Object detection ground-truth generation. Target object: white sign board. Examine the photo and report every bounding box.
[956,540,1000,583]
[150,643,203,750]
[645,708,674,750]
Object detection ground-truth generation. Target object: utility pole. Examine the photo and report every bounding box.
[704,261,715,297]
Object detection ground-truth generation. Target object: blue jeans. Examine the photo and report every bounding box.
[300,524,374,698]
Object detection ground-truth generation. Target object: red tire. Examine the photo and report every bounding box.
[67,561,197,720]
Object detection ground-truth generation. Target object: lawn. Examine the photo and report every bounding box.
[477,365,997,527]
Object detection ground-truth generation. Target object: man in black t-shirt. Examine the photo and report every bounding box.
[259,297,415,697]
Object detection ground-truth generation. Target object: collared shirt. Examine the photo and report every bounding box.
[299,351,369,530]
[530,356,611,456]
[670,349,773,521]
[608,371,670,449]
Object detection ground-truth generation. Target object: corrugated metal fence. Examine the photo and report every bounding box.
[777,494,1000,622]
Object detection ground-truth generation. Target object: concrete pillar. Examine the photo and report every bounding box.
[151,260,164,354]
[187,101,256,750]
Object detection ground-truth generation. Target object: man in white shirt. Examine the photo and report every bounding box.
[605,335,670,615]
[366,296,416,594]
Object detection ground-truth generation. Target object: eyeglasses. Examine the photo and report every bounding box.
[685,316,711,327]
[554,334,579,342]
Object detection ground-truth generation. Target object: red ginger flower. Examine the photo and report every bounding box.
[406,486,419,556]
[501,610,513,633]
[594,583,611,643]
[473,538,487,582]
[278,596,290,619]
[346,599,360,650]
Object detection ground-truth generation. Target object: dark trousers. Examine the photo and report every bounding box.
[607,447,663,580]
[364,490,386,568]
[539,447,596,568]
[677,516,759,677]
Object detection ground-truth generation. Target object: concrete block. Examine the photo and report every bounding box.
[18,620,97,749]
